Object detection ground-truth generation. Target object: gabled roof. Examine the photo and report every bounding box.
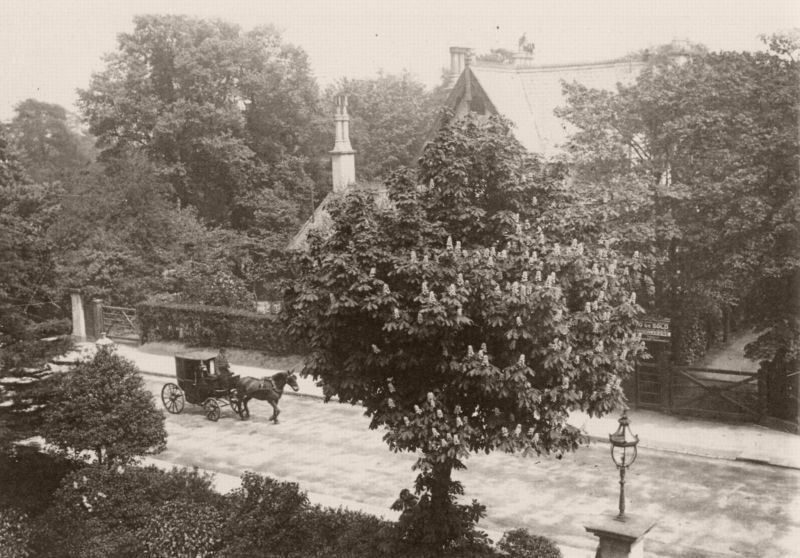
[439,58,645,156]
[287,183,388,251]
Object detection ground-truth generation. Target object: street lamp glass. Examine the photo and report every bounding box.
[609,410,639,467]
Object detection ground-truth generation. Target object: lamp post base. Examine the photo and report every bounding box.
[584,511,657,558]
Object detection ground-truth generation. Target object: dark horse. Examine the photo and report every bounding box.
[235,371,299,423]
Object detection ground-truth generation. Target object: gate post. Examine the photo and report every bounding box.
[69,289,86,340]
[657,351,672,413]
[87,298,105,341]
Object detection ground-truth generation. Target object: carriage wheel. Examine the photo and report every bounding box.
[161,383,185,414]
[230,394,244,419]
[203,399,220,422]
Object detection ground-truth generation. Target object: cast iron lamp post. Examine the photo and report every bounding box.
[609,410,639,520]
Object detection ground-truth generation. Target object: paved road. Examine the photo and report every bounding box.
[142,372,800,558]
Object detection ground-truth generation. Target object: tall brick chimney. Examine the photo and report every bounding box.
[330,95,355,193]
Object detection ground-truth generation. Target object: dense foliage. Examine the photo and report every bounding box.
[2,464,550,558]
[41,349,166,466]
[0,127,74,446]
[285,114,646,548]
[554,35,799,377]
[78,14,323,233]
[31,465,222,558]
[6,99,95,183]
[137,301,294,353]
[327,71,443,181]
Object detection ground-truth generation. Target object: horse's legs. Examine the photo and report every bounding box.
[242,397,251,420]
[268,400,280,424]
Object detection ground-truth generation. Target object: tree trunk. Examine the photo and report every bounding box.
[429,460,454,546]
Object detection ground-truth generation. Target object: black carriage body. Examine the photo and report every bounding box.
[174,351,220,405]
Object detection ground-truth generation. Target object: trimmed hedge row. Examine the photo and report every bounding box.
[136,301,296,354]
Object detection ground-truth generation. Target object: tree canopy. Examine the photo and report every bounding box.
[6,99,95,183]
[555,35,799,367]
[285,114,645,549]
[327,72,441,181]
[79,15,323,229]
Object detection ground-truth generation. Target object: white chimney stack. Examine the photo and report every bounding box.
[330,95,355,193]
[448,46,472,87]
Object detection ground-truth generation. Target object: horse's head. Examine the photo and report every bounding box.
[286,371,300,392]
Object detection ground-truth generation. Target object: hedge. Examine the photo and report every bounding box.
[136,301,297,354]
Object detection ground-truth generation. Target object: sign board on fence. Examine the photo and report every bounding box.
[637,316,671,343]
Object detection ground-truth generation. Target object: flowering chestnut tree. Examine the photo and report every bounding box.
[284,114,645,549]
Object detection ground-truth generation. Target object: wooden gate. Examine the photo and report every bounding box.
[102,305,139,342]
[669,366,761,421]
[628,363,761,421]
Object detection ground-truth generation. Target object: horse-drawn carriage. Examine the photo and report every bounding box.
[160,351,301,423]
[160,351,243,421]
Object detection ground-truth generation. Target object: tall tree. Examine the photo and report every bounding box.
[555,36,799,370]
[7,99,95,183]
[285,115,645,550]
[327,71,439,181]
[0,127,68,367]
[79,15,322,228]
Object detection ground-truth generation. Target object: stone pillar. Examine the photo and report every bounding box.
[584,512,657,558]
[447,46,471,87]
[69,289,86,339]
[87,298,105,341]
[330,95,356,193]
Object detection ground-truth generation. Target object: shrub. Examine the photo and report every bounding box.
[40,349,166,466]
[137,301,295,354]
[0,508,33,558]
[0,446,78,516]
[497,528,562,558]
[219,472,311,557]
[32,465,222,558]
[141,500,224,558]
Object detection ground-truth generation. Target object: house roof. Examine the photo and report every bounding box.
[442,58,645,156]
[287,182,388,251]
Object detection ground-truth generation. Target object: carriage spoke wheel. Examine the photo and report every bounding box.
[203,398,221,422]
[161,383,184,414]
[230,393,245,419]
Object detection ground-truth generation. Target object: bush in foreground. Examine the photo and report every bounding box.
[498,528,563,558]
[21,465,558,558]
